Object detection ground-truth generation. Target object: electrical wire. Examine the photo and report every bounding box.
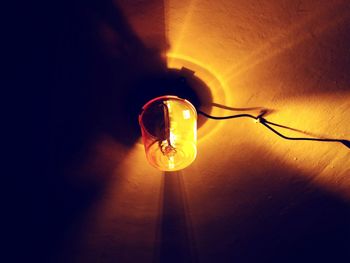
[197,110,350,149]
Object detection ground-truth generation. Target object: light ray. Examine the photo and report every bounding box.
[222,2,350,82]
[165,0,200,53]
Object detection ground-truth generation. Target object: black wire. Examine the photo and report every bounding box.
[198,110,256,121]
[197,110,350,149]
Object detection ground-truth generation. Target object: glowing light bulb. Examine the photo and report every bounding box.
[139,96,197,171]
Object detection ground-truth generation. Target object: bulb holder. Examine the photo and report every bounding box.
[139,96,197,171]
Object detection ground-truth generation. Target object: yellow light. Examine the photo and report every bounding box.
[139,96,197,171]
[183,110,191,119]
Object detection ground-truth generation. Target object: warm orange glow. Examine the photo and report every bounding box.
[139,96,197,171]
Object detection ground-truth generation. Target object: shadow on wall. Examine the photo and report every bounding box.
[28,0,213,261]
[28,0,169,261]
[193,143,350,263]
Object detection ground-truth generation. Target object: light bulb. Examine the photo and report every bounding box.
[139,96,197,171]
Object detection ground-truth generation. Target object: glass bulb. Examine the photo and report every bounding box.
[139,96,197,171]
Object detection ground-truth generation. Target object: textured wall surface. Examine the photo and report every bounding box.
[31,0,350,262]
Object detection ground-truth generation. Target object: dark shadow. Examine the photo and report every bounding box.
[26,0,170,261]
[193,144,350,263]
[340,139,350,149]
[26,0,214,261]
[154,172,197,263]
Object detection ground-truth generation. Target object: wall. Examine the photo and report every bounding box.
[29,0,350,262]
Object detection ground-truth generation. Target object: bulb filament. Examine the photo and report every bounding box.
[159,101,177,159]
